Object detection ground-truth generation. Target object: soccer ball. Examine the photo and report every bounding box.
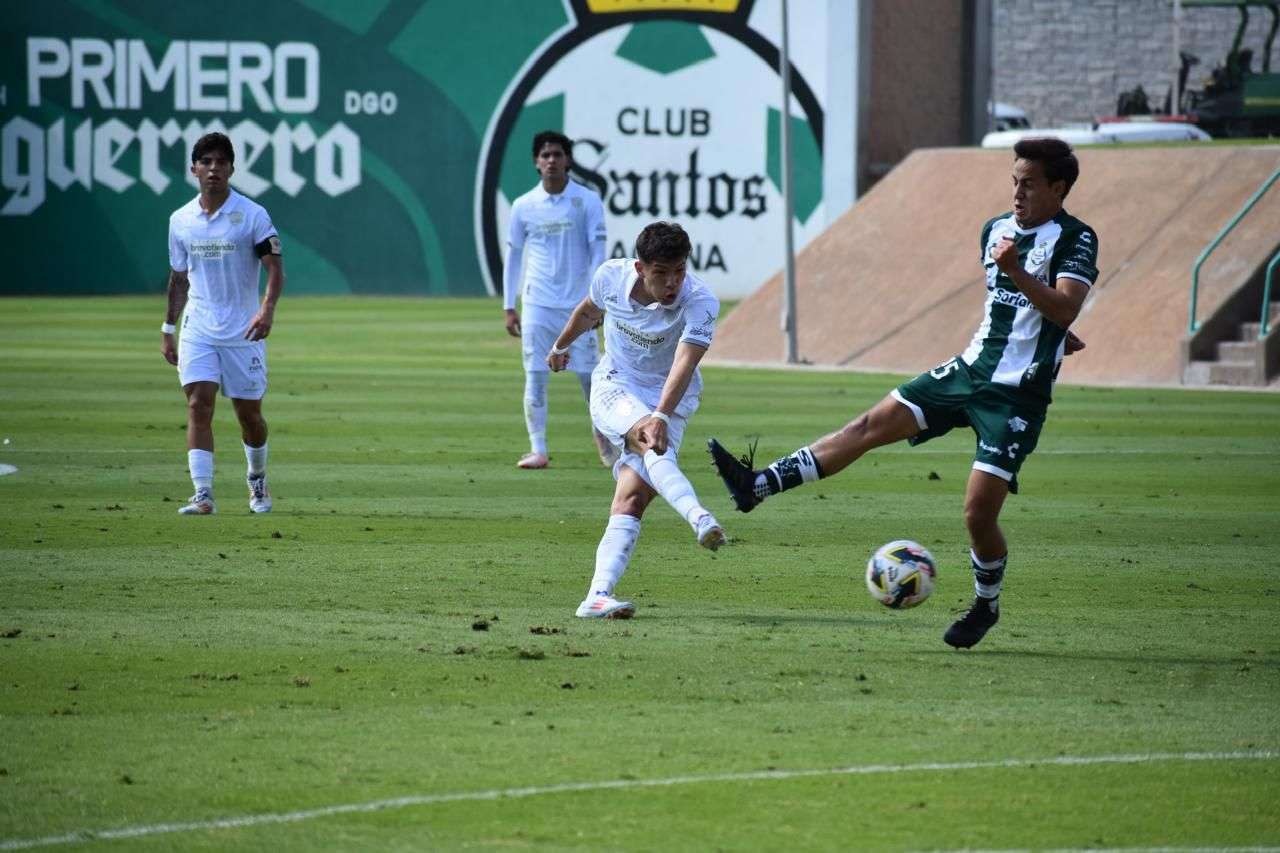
[865,540,937,609]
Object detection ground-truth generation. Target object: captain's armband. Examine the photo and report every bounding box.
[254,235,282,258]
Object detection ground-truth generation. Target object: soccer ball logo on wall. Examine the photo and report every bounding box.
[865,540,938,609]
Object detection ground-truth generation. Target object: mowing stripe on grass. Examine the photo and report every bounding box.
[932,848,1280,852]
[1,750,1273,850]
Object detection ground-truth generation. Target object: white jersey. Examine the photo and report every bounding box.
[169,190,279,347]
[506,179,606,310]
[589,258,719,399]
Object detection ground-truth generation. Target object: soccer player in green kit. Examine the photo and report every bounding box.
[709,138,1098,649]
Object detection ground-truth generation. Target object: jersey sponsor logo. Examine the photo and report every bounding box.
[536,220,573,237]
[990,287,1032,309]
[190,239,238,259]
[688,325,713,338]
[615,320,666,348]
[978,439,1003,456]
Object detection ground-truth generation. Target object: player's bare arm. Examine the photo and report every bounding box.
[504,308,522,337]
[245,254,285,342]
[992,238,1090,328]
[502,234,525,337]
[162,268,189,365]
[639,341,707,455]
[546,296,604,372]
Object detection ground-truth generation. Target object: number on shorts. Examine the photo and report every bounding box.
[930,358,959,380]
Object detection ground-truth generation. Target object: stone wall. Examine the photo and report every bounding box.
[993,0,1280,126]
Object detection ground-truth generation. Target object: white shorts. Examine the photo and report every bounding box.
[178,337,268,400]
[589,367,699,484]
[522,303,599,375]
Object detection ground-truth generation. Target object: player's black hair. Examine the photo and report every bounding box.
[191,132,235,165]
[532,130,573,160]
[635,221,692,264]
[1013,137,1078,197]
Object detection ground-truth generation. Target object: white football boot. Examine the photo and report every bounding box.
[517,452,549,469]
[247,474,272,513]
[178,488,216,515]
[575,593,636,619]
[694,512,726,551]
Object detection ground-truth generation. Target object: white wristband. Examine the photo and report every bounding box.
[161,322,176,335]
[549,343,569,356]
[649,410,671,425]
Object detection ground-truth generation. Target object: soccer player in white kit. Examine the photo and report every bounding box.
[504,130,616,470]
[547,221,726,619]
[161,132,284,515]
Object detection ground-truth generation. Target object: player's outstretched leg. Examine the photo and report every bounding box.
[642,448,725,551]
[709,396,920,513]
[707,439,821,514]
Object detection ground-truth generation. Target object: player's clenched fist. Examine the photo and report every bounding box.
[992,237,1021,273]
[547,348,570,372]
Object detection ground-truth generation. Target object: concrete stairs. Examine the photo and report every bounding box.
[1183,301,1280,386]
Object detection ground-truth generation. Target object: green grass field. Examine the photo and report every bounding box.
[1,296,1278,851]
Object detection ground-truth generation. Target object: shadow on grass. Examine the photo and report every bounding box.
[915,647,1279,668]
[697,613,885,628]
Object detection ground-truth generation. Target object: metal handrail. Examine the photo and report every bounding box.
[1188,167,1280,332]
[1262,249,1280,337]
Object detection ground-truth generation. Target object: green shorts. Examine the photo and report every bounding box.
[892,357,1047,494]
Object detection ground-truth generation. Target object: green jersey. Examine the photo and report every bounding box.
[961,209,1099,401]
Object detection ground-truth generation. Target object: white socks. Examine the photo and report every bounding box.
[190,444,267,492]
[244,442,267,477]
[523,371,548,455]
[188,449,213,492]
[589,514,641,597]
[642,448,705,527]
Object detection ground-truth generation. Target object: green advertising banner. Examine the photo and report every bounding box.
[1,0,824,298]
